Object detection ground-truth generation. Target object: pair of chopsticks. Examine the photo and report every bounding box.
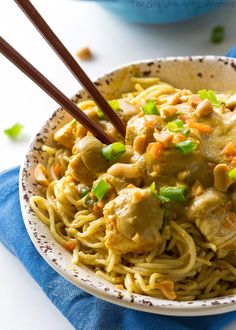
[0,0,126,144]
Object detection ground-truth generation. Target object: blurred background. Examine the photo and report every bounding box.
[0,1,236,329]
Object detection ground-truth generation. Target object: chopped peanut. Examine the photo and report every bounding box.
[133,135,146,154]
[188,95,201,107]
[190,180,203,197]
[76,47,92,61]
[167,92,181,105]
[153,132,173,147]
[34,164,49,187]
[116,284,124,290]
[161,106,178,118]
[231,157,236,167]
[225,94,236,109]
[214,164,233,192]
[195,99,213,117]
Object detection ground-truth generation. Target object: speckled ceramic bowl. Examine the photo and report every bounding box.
[20,56,236,316]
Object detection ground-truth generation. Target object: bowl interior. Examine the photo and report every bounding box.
[20,56,236,316]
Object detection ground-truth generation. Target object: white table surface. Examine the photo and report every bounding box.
[1,1,236,329]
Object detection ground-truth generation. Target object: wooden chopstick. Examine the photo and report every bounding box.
[14,0,126,137]
[0,36,114,145]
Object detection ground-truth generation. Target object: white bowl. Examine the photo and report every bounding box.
[20,56,236,316]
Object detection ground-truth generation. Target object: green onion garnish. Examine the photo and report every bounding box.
[92,179,109,201]
[108,100,120,111]
[166,120,190,136]
[80,186,91,198]
[97,108,105,120]
[4,123,23,139]
[175,140,197,155]
[198,89,220,107]
[166,119,183,132]
[228,168,236,181]
[102,142,126,161]
[150,182,170,202]
[142,100,159,115]
[211,26,225,44]
[159,186,188,202]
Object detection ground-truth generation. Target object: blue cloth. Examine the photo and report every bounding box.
[0,167,236,330]
[226,45,236,58]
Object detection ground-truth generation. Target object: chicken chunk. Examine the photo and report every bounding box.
[145,147,212,187]
[188,189,236,257]
[198,111,236,163]
[104,187,163,253]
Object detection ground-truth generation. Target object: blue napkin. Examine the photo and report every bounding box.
[1,167,236,330]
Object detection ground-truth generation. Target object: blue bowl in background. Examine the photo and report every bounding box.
[98,0,219,24]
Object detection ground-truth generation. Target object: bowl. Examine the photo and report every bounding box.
[99,0,218,24]
[20,56,236,316]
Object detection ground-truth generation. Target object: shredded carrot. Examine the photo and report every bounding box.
[222,142,236,156]
[180,114,188,123]
[64,241,76,250]
[147,142,165,159]
[97,200,106,208]
[189,121,213,133]
[155,281,176,300]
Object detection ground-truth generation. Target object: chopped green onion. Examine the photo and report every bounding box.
[97,108,105,120]
[108,100,120,111]
[83,194,95,209]
[175,140,197,155]
[166,120,190,136]
[211,26,225,44]
[166,119,183,132]
[80,186,91,198]
[228,168,236,181]
[159,186,188,202]
[150,182,170,202]
[4,123,23,139]
[102,142,126,161]
[142,100,159,115]
[198,89,220,107]
[92,179,109,201]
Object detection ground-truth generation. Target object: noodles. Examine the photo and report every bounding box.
[30,77,236,301]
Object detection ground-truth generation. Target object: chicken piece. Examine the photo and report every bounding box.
[198,111,236,163]
[145,147,212,187]
[67,153,96,185]
[126,114,162,146]
[187,189,236,258]
[104,187,163,253]
[76,135,108,173]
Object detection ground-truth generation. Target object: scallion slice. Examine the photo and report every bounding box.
[92,179,109,201]
[211,26,225,44]
[102,142,126,161]
[97,108,105,120]
[166,119,183,132]
[159,186,188,202]
[4,123,23,139]
[175,140,197,155]
[108,100,120,111]
[80,186,91,198]
[150,182,170,202]
[142,100,159,115]
[198,89,220,107]
[228,168,236,181]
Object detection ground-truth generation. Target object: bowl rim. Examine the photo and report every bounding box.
[20,55,236,316]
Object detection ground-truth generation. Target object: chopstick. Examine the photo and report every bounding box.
[0,36,114,145]
[14,0,126,137]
